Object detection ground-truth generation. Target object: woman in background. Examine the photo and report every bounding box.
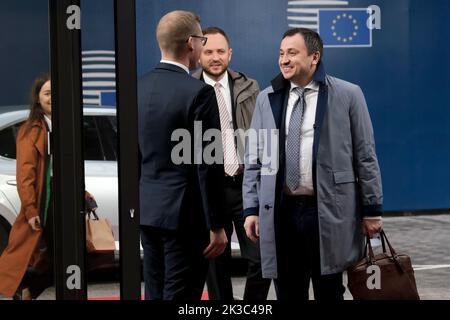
[0,73,53,300]
[0,74,95,299]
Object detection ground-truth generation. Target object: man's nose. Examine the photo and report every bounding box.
[212,53,220,61]
[280,56,289,65]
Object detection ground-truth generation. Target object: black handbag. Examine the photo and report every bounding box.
[347,230,420,300]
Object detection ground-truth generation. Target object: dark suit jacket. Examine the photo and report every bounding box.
[138,62,225,231]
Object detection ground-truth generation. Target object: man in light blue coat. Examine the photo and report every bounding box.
[243,28,383,300]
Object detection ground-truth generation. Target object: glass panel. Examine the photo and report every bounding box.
[0,122,23,159]
[83,116,105,161]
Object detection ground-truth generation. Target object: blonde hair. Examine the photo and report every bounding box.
[156,10,201,58]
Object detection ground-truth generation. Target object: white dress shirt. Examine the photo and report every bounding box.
[203,71,233,118]
[160,59,189,74]
[283,81,382,220]
[44,115,52,176]
[44,114,52,132]
[285,80,319,195]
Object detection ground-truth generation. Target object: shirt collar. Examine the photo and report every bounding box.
[44,115,52,132]
[202,71,229,90]
[290,80,319,93]
[160,59,189,74]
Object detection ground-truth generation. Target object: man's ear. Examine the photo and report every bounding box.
[311,51,321,66]
[186,37,194,51]
[229,48,233,62]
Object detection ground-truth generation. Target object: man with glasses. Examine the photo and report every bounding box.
[190,35,208,46]
[138,10,227,300]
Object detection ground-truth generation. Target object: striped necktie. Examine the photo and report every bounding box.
[214,82,240,176]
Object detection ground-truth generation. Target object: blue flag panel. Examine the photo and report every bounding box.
[319,9,371,47]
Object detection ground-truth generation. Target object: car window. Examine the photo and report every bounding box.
[0,121,24,159]
[94,116,117,161]
[83,115,117,161]
[0,116,117,161]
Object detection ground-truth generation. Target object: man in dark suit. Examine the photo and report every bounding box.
[138,10,228,300]
[192,27,271,300]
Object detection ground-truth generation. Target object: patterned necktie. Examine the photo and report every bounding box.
[214,82,240,176]
[286,87,306,192]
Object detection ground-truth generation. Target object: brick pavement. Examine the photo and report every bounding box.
[1,214,449,300]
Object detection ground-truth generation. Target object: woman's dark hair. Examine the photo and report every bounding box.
[24,73,50,133]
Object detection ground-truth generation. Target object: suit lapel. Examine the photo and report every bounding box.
[311,63,328,192]
[268,73,290,130]
[32,121,46,157]
[312,81,328,163]
[268,74,290,199]
[268,91,285,130]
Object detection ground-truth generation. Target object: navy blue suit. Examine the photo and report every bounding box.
[138,63,226,300]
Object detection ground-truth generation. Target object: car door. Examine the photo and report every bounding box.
[83,115,119,246]
[0,120,27,222]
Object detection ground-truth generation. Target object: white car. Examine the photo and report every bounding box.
[0,106,240,260]
[0,105,119,257]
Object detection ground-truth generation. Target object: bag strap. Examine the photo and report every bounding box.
[364,230,407,273]
[380,230,407,273]
[379,232,387,253]
[364,233,387,257]
[380,230,398,257]
[86,210,100,220]
[364,235,376,265]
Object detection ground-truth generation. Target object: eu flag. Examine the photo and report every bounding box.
[318,9,371,47]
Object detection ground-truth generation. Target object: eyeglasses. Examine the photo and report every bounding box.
[188,35,208,46]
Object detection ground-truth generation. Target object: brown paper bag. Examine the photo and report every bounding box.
[86,212,115,253]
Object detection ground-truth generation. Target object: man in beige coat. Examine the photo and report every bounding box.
[193,26,271,300]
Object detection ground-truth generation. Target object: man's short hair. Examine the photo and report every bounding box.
[282,28,323,60]
[156,10,201,57]
[202,27,230,46]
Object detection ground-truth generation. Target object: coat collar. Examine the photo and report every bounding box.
[155,62,189,75]
[29,119,46,130]
[27,119,46,156]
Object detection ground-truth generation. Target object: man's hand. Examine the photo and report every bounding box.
[362,219,383,237]
[203,228,228,259]
[28,216,41,231]
[244,215,259,243]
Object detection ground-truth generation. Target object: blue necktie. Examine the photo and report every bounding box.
[286,87,306,192]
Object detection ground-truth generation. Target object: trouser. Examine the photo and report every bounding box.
[206,175,271,300]
[274,194,345,301]
[140,224,210,300]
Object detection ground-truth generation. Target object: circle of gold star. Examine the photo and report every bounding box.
[331,13,359,43]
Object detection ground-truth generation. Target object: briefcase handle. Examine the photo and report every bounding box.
[365,230,404,272]
[379,230,398,257]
